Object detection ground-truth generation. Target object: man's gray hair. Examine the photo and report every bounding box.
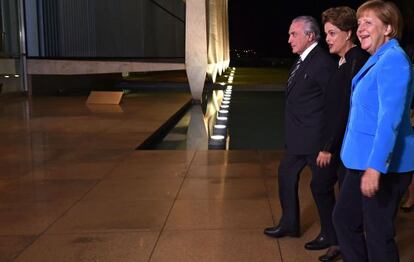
[292,16,321,42]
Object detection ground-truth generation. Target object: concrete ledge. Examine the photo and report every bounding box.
[28,59,185,75]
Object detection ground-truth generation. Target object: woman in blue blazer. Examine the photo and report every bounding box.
[333,1,414,262]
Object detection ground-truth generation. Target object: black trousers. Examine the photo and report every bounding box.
[278,151,339,244]
[333,169,412,262]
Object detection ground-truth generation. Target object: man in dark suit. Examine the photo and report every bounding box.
[264,16,336,249]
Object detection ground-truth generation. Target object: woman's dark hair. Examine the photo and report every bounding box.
[322,6,358,43]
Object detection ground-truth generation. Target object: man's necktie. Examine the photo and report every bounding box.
[287,58,302,88]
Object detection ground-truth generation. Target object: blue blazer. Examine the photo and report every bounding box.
[341,39,414,174]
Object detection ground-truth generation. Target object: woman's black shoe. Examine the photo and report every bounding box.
[400,203,414,212]
[318,247,341,262]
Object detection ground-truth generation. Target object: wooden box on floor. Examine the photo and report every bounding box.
[86,91,123,104]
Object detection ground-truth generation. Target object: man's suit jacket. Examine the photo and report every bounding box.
[341,39,414,173]
[285,44,336,155]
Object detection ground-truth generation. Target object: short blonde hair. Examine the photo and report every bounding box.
[357,0,403,40]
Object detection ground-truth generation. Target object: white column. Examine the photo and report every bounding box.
[185,0,208,102]
[205,0,230,83]
[223,0,230,69]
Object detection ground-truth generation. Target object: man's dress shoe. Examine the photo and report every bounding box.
[401,203,414,212]
[304,234,330,250]
[263,225,299,238]
[318,248,341,262]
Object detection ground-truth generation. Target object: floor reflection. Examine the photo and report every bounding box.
[155,89,285,150]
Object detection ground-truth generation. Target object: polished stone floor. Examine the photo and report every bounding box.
[0,93,413,262]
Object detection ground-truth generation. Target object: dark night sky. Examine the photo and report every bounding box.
[228,0,414,58]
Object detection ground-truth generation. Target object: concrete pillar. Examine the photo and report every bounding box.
[206,0,230,83]
[223,0,230,69]
[185,0,208,102]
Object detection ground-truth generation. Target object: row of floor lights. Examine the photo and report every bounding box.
[3,75,19,78]
[209,82,234,149]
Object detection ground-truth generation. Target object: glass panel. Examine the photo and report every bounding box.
[0,0,24,94]
[24,0,185,58]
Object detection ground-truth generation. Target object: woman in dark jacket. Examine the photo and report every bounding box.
[308,6,369,262]
[400,49,414,212]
